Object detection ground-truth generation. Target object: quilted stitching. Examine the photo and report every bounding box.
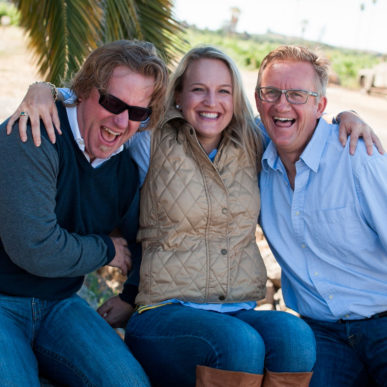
[136,119,267,305]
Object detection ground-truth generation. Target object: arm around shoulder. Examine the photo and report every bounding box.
[352,149,387,250]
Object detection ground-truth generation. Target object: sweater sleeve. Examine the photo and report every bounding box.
[0,121,113,277]
[119,242,141,306]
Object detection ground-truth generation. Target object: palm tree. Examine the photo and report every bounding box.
[12,0,186,84]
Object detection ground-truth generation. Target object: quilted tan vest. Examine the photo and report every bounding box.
[136,111,267,305]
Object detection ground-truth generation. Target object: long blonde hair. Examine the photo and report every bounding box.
[167,46,263,169]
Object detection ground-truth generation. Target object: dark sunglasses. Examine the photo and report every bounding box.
[98,91,152,122]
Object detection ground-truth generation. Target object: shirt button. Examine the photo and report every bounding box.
[314,272,319,276]
[222,208,228,215]
[329,295,333,300]
[219,295,225,301]
[295,211,300,216]
[221,249,228,255]
[301,244,306,249]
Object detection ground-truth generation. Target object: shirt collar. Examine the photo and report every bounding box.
[261,118,332,173]
[65,106,124,168]
[300,118,331,173]
[208,148,218,161]
[261,140,281,172]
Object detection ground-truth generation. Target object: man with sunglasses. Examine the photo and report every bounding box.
[0,40,167,386]
[256,45,387,387]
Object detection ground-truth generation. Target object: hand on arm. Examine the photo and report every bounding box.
[109,237,132,276]
[336,111,385,155]
[6,82,61,146]
[97,295,134,328]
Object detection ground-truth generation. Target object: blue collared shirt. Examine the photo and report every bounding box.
[259,118,387,321]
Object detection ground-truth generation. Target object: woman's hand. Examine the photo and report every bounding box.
[6,82,61,146]
[337,111,385,155]
[97,295,134,328]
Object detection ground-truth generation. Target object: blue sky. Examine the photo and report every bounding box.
[173,0,387,54]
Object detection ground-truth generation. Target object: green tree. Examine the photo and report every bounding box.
[12,0,185,84]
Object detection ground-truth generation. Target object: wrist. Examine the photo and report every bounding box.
[30,81,58,101]
[334,110,358,124]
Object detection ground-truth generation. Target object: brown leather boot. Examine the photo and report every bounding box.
[196,365,263,387]
[262,370,313,387]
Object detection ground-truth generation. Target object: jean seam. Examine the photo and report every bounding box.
[35,344,95,387]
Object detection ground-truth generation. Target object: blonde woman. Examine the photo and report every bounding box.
[5,46,381,387]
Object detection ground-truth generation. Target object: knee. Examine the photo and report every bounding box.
[212,323,266,374]
[266,313,316,372]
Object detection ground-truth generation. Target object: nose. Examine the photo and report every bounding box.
[204,91,216,107]
[113,110,130,129]
[275,92,291,108]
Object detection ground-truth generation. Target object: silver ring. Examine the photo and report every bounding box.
[20,111,29,117]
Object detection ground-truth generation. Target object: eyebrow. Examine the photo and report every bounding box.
[189,82,232,88]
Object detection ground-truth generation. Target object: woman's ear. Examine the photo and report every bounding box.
[175,92,182,108]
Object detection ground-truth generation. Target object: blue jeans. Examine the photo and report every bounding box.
[125,304,316,387]
[0,293,150,387]
[304,316,387,387]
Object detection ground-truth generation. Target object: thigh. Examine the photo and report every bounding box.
[126,304,265,387]
[36,295,150,387]
[236,309,316,372]
[306,318,369,387]
[0,295,40,386]
[356,317,387,387]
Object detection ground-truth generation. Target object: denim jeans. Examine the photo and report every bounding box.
[125,303,316,387]
[0,293,150,387]
[304,316,387,387]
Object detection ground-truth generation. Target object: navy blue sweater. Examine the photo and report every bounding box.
[0,102,139,300]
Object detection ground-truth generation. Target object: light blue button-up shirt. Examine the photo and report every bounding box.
[259,118,387,321]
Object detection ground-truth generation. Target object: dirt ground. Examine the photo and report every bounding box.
[0,26,39,121]
[1,26,386,146]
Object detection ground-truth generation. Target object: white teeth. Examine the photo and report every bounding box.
[102,126,120,136]
[200,112,218,119]
[274,117,293,122]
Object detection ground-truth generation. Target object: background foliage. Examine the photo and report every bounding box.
[7,0,185,85]
[1,0,383,89]
[185,27,383,89]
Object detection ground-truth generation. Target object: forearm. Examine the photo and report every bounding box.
[0,124,114,277]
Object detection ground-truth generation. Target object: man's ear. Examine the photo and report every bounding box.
[316,95,328,119]
[255,90,263,115]
[254,90,259,110]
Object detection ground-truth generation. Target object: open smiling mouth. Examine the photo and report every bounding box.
[199,112,219,119]
[273,117,296,126]
[101,126,122,143]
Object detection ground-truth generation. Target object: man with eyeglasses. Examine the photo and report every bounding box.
[0,40,167,386]
[255,45,387,387]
